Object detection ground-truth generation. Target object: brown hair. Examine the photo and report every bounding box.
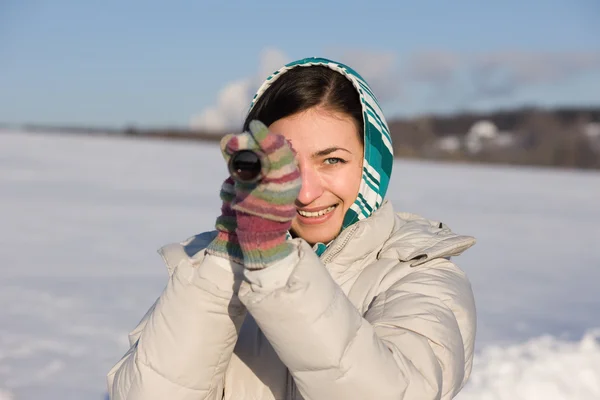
[243,66,364,143]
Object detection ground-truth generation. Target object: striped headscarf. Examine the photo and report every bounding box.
[248,57,394,255]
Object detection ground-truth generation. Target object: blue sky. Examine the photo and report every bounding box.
[1,0,599,130]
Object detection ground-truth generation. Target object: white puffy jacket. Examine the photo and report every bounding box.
[107,200,476,400]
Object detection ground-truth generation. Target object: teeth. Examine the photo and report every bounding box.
[297,206,336,218]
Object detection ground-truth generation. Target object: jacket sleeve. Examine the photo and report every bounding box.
[238,240,476,400]
[107,251,247,400]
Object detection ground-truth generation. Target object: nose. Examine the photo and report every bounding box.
[295,160,324,206]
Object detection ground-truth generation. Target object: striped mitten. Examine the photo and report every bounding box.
[204,177,244,264]
[221,120,302,270]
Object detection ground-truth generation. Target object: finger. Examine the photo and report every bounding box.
[223,132,260,157]
[219,177,236,203]
[248,119,297,160]
[248,119,294,156]
[248,120,271,147]
[220,133,236,162]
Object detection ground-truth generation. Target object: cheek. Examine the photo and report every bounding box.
[321,164,362,202]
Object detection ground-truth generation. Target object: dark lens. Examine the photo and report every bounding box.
[230,150,262,182]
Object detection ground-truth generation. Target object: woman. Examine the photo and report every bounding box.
[107,57,477,400]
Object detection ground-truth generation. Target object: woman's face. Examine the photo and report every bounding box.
[268,107,363,246]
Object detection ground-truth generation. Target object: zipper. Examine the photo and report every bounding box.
[321,224,359,264]
[291,376,297,400]
[286,369,297,400]
[284,226,359,400]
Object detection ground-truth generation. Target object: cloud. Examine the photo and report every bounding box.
[333,50,402,102]
[191,49,600,129]
[257,48,289,82]
[467,52,600,100]
[189,48,290,132]
[473,52,600,85]
[190,48,406,131]
[189,79,253,132]
[404,51,461,86]
[403,51,600,104]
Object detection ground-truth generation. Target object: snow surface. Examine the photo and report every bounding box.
[1,129,599,399]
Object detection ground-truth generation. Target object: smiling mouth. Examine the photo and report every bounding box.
[297,205,337,218]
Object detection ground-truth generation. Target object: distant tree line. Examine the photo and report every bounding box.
[8,106,600,170]
[388,106,600,170]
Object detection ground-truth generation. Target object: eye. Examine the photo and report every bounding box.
[324,157,346,165]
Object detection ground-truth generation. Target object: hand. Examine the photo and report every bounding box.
[220,120,302,270]
[204,177,243,264]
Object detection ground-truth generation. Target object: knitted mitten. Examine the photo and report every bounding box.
[204,177,244,264]
[221,120,301,270]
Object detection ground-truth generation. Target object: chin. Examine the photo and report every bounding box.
[291,220,343,246]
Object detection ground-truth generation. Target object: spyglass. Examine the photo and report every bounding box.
[228,150,264,183]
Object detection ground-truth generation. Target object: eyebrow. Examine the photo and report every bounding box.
[312,147,352,158]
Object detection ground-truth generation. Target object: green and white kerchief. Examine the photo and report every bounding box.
[249,57,394,255]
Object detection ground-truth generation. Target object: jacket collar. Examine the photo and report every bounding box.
[320,200,396,270]
[321,200,476,273]
[380,211,476,266]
